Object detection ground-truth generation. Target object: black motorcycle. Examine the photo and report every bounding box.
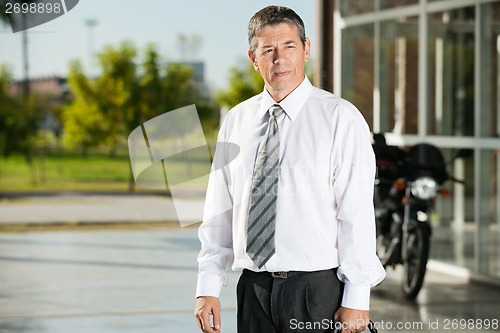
[372,136,470,299]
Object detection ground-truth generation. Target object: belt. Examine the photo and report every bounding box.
[244,268,336,279]
[271,271,289,279]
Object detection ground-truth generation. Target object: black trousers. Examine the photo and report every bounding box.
[237,268,343,333]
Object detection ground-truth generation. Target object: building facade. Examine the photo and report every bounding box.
[9,76,69,98]
[317,0,500,282]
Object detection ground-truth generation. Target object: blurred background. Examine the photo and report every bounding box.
[1,1,500,332]
[0,0,316,193]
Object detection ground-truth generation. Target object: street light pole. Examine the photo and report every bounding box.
[22,12,29,98]
[85,19,98,75]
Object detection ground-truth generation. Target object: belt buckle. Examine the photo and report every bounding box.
[271,271,288,279]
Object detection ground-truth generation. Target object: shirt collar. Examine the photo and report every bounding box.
[257,76,313,121]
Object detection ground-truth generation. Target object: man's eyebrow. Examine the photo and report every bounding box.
[259,40,297,49]
[260,44,275,49]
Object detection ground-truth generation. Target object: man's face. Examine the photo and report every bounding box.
[248,22,310,102]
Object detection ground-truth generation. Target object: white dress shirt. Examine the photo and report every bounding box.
[196,76,386,310]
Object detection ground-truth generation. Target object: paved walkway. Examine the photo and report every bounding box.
[1,193,499,332]
[0,228,500,333]
[0,192,204,226]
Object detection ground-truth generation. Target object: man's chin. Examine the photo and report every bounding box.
[271,80,301,93]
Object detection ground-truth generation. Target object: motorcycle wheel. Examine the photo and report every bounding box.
[402,224,430,299]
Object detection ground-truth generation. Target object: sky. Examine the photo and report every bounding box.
[0,0,317,91]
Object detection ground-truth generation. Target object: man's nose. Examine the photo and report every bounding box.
[273,50,281,64]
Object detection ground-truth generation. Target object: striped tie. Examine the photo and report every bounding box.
[246,104,283,268]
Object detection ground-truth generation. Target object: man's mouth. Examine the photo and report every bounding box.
[274,71,290,77]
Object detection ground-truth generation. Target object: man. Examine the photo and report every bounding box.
[194,6,385,333]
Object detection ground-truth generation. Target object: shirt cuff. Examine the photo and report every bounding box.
[340,283,371,310]
[195,273,225,298]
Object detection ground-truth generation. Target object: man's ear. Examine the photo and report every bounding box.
[248,50,259,71]
[304,37,311,63]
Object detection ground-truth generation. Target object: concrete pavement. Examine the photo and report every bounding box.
[1,227,500,333]
[0,228,235,333]
[0,192,204,225]
[0,193,499,332]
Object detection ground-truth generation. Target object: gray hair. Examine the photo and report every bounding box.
[248,6,306,56]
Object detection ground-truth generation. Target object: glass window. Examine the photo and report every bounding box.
[478,1,500,279]
[478,149,500,278]
[480,2,500,137]
[431,149,475,271]
[380,0,419,10]
[428,7,475,136]
[379,16,419,134]
[341,24,374,130]
[341,1,374,17]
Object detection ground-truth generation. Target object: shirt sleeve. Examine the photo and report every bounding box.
[332,106,386,310]
[195,117,235,298]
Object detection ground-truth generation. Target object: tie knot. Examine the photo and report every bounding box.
[269,105,283,118]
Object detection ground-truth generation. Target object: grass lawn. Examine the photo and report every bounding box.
[0,221,200,233]
[0,153,211,193]
[0,154,133,192]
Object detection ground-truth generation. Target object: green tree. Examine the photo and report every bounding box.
[0,65,42,158]
[139,45,206,120]
[63,42,140,153]
[139,44,163,123]
[65,45,139,190]
[216,63,264,109]
[64,41,219,153]
[163,62,219,133]
[63,41,219,189]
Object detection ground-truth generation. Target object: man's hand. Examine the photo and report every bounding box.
[334,306,369,333]
[194,296,221,333]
